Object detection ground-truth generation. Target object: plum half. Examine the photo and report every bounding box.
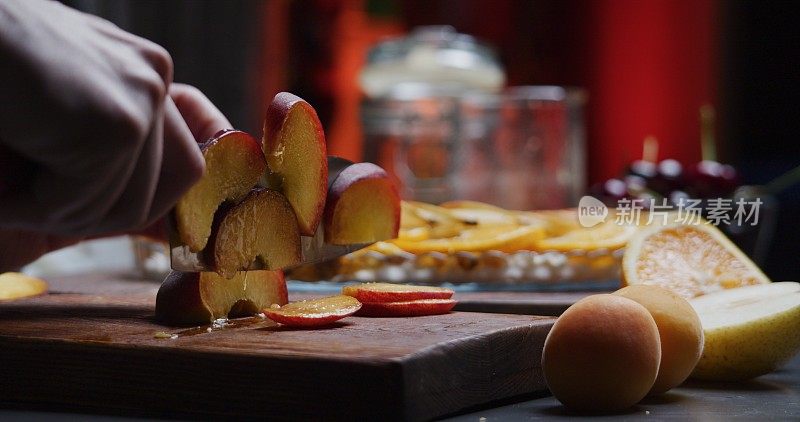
[155,270,288,326]
[174,130,266,252]
[263,92,328,236]
[210,188,302,279]
[323,162,400,245]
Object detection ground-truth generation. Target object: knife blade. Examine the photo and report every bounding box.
[169,156,371,272]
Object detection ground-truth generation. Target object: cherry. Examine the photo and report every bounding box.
[718,164,739,196]
[590,178,628,205]
[668,190,691,206]
[626,160,657,180]
[686,160,739,198]
[650,159,685,196]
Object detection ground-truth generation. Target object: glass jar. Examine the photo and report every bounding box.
[359,27,586,209]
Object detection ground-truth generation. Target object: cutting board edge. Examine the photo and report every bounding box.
[0,335,407,420]
[398,316,555,421]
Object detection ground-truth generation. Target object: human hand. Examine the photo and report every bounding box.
[0,82,233,272]
[0,0,233,270]
[0,0,206,236]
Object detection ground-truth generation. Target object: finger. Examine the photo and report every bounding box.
[131,218,168,242]
[0,229,81,272]
[169,83,232,142]
[95,217,168,243]
[142,97,205,226]
[94,98,165,233]
[139,42,174,89]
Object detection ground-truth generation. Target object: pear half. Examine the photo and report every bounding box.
[689,282,800,381]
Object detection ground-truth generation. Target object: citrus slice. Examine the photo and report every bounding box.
[530,209,582,235]
[534,217,638,252]
[0,273,48,301]
[348,241,408,258]
[389,224,546,254]
[445,208,520,225]
[403,200,461,226]
[622,221,770,299]
[400,201,428,229]
[439,200,506,210]
[398,227,431,242]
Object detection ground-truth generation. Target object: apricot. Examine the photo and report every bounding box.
[542,294,661,412]
[615,285,704,393]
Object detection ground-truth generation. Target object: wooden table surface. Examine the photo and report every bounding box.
[447,354,800,420]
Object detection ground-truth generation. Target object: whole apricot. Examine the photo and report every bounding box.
[542,294,661,412]
[615,285,704,393]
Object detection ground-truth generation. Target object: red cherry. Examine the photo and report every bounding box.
[686,160,739,198]
[589,178,627,205]
[626,160,657,180]
[650,159,685,196]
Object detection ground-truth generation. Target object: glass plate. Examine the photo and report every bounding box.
[286,248,623,292]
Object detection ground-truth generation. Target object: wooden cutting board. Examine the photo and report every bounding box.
[453,291,599,315]
[292,291,599,316]
[0,274,555,421]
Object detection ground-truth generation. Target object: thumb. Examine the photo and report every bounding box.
[169,83,232,142]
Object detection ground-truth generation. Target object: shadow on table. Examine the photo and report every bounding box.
[639,391,689,405]
[682,378,785,392]
[537,403,646,417]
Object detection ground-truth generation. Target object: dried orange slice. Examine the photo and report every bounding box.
[400,201,428,229]
[350,241,408,257]
[532,209,583,235]
[0,273,48,301]
[438,200,521,225]
[439,200,506,210]
[389,224,546,253]
[534,218,638,251]
[622,222,770,299]
[404,200,461,226]
[398,227,431,242]
[445,208,520,226]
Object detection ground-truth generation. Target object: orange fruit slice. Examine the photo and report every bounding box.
[398,227,431,242]
[389,224,546,253]
[400,201,428,229]
[530,209,581,235]
[445,208,520,226]
[622,221,770,299]
[404,200,462,226]
[534,216,638,252]
[439,200,506,210]
[0,273,48,301]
